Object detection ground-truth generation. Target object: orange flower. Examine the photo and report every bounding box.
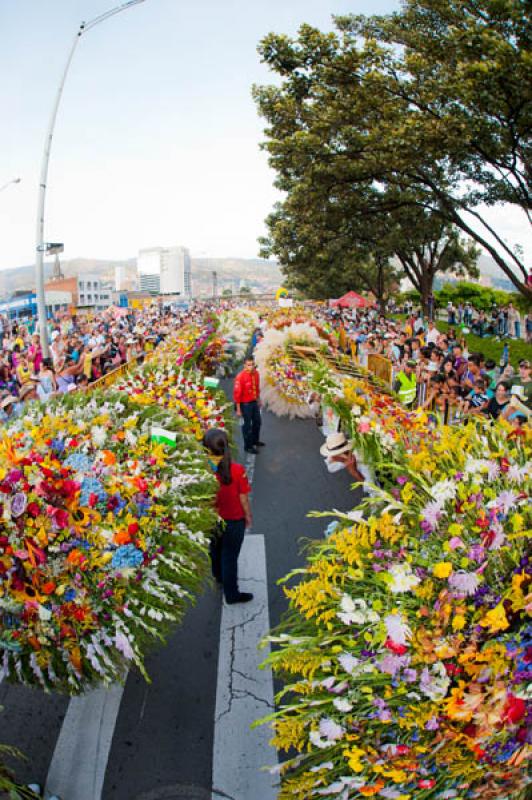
[66,549,84,566]
[113,530,132,545]
[42,581,56,595]
[102,449,116,466]
[359,782,385,796]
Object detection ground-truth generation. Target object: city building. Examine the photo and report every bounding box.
[139,273,161,294]
[0,289,72,319]
[44,275,112,310]
[137,246,191,297]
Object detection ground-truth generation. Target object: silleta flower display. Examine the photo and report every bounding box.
[0,389,218,692]
[256,315,531,800]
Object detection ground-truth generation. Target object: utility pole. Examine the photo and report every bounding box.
[212,270,218,298]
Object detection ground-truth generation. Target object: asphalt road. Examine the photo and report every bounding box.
[0,400,359,800]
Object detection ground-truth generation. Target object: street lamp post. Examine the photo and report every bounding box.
[0,177,21,193]
[35,0,146,357]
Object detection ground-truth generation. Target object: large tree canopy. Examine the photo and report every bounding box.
[253,0,531,298]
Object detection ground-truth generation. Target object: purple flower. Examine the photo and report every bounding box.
[397,475,408,485]
[468,544,486,563]
[403,668,418,683]
[425,717,440,730]
[11,492,27,518]
[379,653,410,676]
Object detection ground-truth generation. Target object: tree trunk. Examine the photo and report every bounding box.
[419,269,433,318]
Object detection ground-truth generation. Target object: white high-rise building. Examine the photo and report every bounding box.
[137,246,191,296]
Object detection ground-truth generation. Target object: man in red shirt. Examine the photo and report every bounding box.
[233,356,265,454]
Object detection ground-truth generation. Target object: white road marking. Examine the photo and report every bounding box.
[212,534,278,800]
[45,682,125,800]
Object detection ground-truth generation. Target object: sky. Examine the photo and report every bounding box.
[1,0,530,274]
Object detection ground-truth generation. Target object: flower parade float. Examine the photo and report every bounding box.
[0,388,218,693]
[259,383,531,800]
[218,308,260,373]
[254,323,331,418]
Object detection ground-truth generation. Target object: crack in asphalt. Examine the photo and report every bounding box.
[215,603,267,723]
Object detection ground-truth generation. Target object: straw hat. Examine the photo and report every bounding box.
[320,432,352,458]
[0,395,18,409]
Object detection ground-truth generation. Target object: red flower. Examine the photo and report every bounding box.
[27,502,40,517]
[128,522,139,536]
[384,637,408,655]
[503,694,526,725]
[418,780,436,789]
[47,506,69,529]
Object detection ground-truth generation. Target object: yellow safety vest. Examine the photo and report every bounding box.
[396,371,417,406]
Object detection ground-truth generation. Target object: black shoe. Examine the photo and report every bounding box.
[255,441,266,447]
[245,447,258,454]
[226,592,254,604]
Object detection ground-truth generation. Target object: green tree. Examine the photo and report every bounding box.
[222,288,233,297]
[254,2,531,298]
[239,285,253,296]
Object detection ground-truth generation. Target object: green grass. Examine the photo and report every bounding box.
[435,322,532,368]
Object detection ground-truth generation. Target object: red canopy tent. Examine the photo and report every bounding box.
[330,291,370,308]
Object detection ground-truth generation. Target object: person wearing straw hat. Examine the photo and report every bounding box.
[320,432,364,482]
[0,394,23,423]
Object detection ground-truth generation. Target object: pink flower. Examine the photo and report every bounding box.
[449,536,465,550]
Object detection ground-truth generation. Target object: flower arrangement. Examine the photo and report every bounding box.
[0,390,218,693]
[116,362,231,440]
[310,363,436,476]
[260,418,531,799]
[254,323,330,418]
[218,308,260,372]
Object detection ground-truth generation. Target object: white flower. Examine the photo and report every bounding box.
[319,717,345,742]
[333,697,353,712]
[384,613,412,645]
[387,563,420,594]
[125,430,137,447]
[507,463,529,484]
[114,630,134,660]
[338,653,359,675]
[337,595,379,625]
[91,425,107,447]
[38,604,52,622]
[431,479,456,504]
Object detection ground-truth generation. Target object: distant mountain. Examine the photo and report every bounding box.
[191,257,281,295]
[0,256,282,298]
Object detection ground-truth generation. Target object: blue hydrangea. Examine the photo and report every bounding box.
[79,476,107,507]
[64,452,92,473]
[64,588,77,602]
[111,544,144,570]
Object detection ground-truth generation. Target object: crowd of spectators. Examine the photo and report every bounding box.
[324,303,532,424]
[444,300,532,342]
[0,302,208,423]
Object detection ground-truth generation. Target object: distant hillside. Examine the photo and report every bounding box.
[0,256,281,298]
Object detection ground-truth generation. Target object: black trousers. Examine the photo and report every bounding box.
[241,400,261,450]
[209,518,246,602]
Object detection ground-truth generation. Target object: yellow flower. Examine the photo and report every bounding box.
[433,562,453,579]
[344,745,366,773]
[479,602,509,633]
[452,614,466,631]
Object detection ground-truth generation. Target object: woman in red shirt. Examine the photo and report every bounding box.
[203,428,253,604]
